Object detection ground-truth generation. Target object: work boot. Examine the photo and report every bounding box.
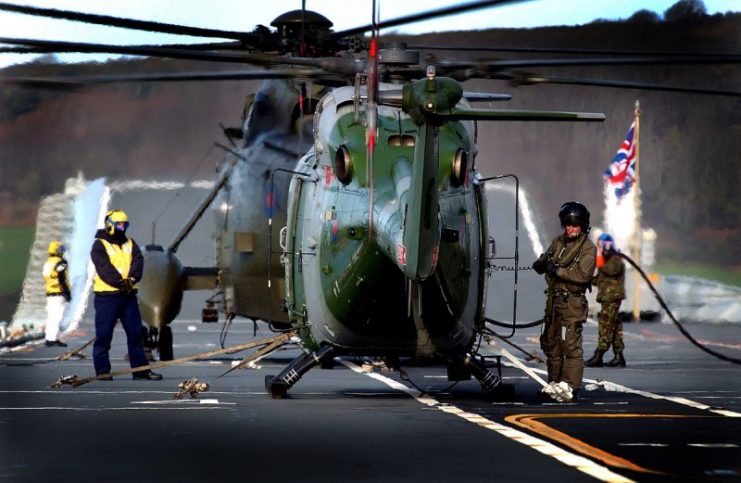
[45,340,67,347]
[133,371,163,381]
[605,352,626,367]
[584,349,606,367]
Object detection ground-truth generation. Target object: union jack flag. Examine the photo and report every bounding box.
[604,121,636,200]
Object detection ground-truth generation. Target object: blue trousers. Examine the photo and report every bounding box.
[93,293,148,376]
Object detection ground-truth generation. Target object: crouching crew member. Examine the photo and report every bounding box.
[90,209,162,381]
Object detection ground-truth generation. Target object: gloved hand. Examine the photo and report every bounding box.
[63,291,71,302]
[119,278,134,294]
[56,262,68,273]
[543,260,558,275]
[532,257,547,274]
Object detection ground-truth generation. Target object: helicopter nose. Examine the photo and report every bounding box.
[138,246,184,329]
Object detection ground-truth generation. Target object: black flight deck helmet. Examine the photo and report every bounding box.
[558,201,591,232]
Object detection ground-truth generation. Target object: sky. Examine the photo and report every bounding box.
[0,0,739,68]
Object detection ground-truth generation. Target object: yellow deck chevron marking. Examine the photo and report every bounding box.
[506,413,704,475]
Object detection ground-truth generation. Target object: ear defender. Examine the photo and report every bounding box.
[105,215,115,235]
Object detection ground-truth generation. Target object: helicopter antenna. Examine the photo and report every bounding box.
[300,0,306,56]
[366,0,380,241]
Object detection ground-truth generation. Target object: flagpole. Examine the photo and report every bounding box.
[632,100,642,321]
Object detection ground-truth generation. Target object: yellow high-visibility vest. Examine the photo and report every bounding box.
[93,239,137,293]
[43,255,64,295]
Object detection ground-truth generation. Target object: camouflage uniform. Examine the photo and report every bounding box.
[593,252,626,352]
[535,233,596,391]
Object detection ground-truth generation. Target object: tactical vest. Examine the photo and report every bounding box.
[93,238,136,293]
[43,255,64,295]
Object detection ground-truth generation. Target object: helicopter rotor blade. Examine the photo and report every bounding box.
[0,36,364,73]
[462,92,512,102]
[0,45,53,54]
[0,68,338,88]
[504,72,741,97]
[0,36,277,64]
[119,41,246,51]
[440,107,606,122]
[377,89,510,107]
[0,2,255,42]
[430,54,741,75]
[332,0,531,39]
[407,44,740,58]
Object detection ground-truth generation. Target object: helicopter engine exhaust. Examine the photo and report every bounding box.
[138,245,184,329]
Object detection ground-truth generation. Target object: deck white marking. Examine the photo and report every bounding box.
[705,469,741,476]
[618,443,669,447]
[499,352,741,418]
[0,407,229,411]
[687,443,739,448]
[581,379,741,418]
[131,399,233,405]
[341,359,634,483]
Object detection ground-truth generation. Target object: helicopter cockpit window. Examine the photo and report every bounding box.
[451,149,468,187]
[388,135,415,147]
[335,145,353,185]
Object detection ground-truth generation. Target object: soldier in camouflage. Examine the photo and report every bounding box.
[585,233,627,368]
[533,202,596,402]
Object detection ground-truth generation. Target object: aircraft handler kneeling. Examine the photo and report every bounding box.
[90,209,162,381]
[532,201,596,402]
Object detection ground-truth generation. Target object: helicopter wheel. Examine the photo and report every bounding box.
[158,325,174,361]
[265,375,288,399]
[487,383,516,402]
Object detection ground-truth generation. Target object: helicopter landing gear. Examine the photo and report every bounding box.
[265,344,339,398]
[450,351,515,400]
[158,326,174,361]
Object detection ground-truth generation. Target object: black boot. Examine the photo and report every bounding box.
[584,349,606,367]
[605,352,626,367]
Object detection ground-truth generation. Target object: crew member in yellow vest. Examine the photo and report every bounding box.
[90,209,162,381]
[42,240,70,347]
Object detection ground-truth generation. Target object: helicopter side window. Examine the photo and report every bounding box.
[450,149,468,187]
[388,135,415,147]
[334,145,353,185]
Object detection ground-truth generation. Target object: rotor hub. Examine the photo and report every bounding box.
[379,42,420,66]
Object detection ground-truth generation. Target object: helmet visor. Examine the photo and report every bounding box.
[113,221,129,232]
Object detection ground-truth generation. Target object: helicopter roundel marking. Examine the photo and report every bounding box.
[396,244,406,266]
[325,166,334,187]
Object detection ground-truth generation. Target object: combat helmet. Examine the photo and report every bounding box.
[558,201,590,232]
